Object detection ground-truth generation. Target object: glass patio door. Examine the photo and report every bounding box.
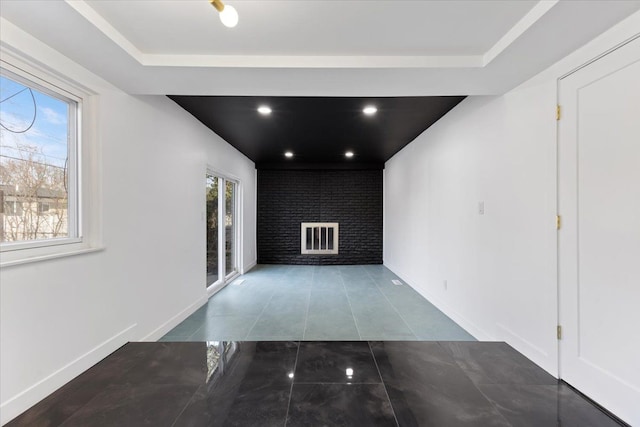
[224,180,237,280]
[206,172,239,293]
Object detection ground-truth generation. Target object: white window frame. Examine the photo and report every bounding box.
[206,168,241,297]
[0,53,101,267]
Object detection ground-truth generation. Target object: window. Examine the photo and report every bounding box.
[37,202,50,214]
[3,201,23,216]
[0,65,79,250]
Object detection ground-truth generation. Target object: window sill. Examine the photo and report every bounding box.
[0,246,105,268]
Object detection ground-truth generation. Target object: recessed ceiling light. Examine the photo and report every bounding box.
[345,151,354,158]
[257,105,272,115]
[284,151,294,158]
[363,105,377,115]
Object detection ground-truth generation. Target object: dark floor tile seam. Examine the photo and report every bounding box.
[57,345,174,425]
[468,383,518,427]
[337,270,364,340]
[293,381,385,385]
[242,290,278,340]
[55,380,137,427]
[169,384,204,427]
[367,340,401,427]
[363,268,419,340]
[283,341,303,426]
[434,341,516,427]
[301,266,315,340]
[435,340,511,384]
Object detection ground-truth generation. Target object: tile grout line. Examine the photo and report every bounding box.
[436,340,535,426]
[186,323,207,341]
[339,268,364,340]
[368,268,476,342]
[301,267,314,340]
[283,341,302,427]
[364,267,420,340]
[183,303,217,341]
[46,376,116,427]
[170,384,202,427]
[367,341,401,427]
[243,290,277,340]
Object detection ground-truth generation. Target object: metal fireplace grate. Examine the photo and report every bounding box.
[301,222,339,254]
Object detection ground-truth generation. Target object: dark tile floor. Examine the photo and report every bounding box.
[7,341,624,427]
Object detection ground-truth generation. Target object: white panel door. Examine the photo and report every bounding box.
[558,36,640,426]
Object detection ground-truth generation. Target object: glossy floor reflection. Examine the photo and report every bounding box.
[7,341,624,427]
[161,264,475,341]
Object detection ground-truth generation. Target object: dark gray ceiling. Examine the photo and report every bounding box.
[169,96,465,169]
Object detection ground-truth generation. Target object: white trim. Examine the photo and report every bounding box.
[210,281,230,298]
[0,18,113,94]
[0,54,95,100]
[384,262,494,342]
[224,270,241,284]
[495,322,556,377]
[205,168,242,294]
[0,323,137,425]
[63,0,144,63]
[64,0,556,70]
[0,50,103,265]
[143,54,483,69]
[141,296,207,342]
[207,280,226,298]
[0,246,104,268]
[0,65,81,248]
[0,237,83,253]
[558,33,640,80]
[483,0,559,65]
[242,259,257,274]
[217,174,226,284]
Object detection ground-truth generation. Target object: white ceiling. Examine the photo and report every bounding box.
[1,0,639,96]
[83,0,538,56]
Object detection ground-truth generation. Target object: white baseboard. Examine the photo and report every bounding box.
[0,324,137,426]
[383,263,495,342]
[241,259,257,274]
[496,322,557,377]
[140,295,208,342]
[382,264,559,379]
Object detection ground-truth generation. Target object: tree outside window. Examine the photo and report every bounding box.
[0,70,76,244]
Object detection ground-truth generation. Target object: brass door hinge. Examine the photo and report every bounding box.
[557,325,562,340]
[556,105,561,121]
[556,215,561,230]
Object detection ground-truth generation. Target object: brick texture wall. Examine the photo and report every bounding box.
[257,169,383,265]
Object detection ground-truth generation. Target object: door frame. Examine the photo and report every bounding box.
[555,34,640,424]
[555,33,640,379]
[206,168,242,298]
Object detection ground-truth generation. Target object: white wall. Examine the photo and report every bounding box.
[0,22,256,424]
[384,12,640,378]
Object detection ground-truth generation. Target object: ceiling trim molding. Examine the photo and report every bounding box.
[65,0,145,62]
[483,0,559,66]
[66,0,558,70]
[143,54,483,69]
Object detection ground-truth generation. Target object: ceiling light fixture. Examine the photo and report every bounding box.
[284,151,294,158]
[363,105,377,115]
[345,151,354,158]
[210,0,239,28]
[257,105,272,115]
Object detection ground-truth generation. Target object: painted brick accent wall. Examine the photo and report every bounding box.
[257,169,383,265]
